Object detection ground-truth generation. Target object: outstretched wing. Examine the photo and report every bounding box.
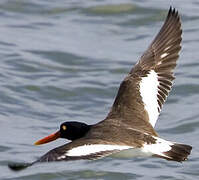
[106,7,182,133]
[36,139,132,162]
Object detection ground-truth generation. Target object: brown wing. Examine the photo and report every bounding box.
[105,7,182,135]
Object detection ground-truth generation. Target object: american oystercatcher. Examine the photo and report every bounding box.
[9,7,192,171]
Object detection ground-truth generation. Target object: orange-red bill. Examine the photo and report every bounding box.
[34,131,60,145]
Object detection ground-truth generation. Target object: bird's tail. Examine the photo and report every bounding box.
[154,143,192,162]
[143,136,192,162]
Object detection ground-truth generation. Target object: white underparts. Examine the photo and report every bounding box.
[140,70,159,127]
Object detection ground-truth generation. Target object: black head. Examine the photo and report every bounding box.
[59,121,90,140]
[34,121,91,145]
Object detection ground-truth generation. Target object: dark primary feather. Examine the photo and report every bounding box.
[8,162,33,171]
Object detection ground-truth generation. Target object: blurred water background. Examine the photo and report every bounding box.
[0,0,199,179]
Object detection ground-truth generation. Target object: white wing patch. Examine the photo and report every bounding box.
[142,136,173,158]
[140,70,159,127]
[66,144,132,157]
[160,52,169,58]
[56,138,174,160]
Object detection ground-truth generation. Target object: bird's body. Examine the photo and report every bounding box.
[9,7,192,171]
[36,120,191,163]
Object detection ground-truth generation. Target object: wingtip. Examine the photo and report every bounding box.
[169,6,172,13]
[167,6,179,19]
[8,162,33,171]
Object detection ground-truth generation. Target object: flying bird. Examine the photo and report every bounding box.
[9,7,192,171]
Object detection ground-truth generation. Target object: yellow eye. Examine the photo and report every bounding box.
[62,125,67,130]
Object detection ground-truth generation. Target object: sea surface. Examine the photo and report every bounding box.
[0,0,199,180]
